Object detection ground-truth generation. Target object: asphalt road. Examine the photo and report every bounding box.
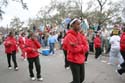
[0,45,125,83]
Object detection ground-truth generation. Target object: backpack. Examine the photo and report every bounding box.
[120,34,125,50]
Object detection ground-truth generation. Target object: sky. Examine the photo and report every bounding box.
[0,0,120,27]
[0,0,51,27]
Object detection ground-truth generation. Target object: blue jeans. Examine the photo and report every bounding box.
[49,43,55,54]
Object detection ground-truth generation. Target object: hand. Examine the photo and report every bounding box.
[7,41,12,45]
[70,42,77,46]
[33,49,36,51]
[31,37,35,40]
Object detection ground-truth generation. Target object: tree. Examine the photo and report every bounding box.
[83,0,122,29]
[9,17,24,31]
[0,0,28,19]
[30,0,123,30]
[37,0,84,25]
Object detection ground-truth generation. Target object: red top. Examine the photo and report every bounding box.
[18,36,27,49]
[24,39,41,58]
[120,32,125,51]
[94,36,102,48]
[4,36,18,54]
[63,30,88,64]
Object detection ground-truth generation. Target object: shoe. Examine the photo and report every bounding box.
[37,77,43,81]
[117,64,121,69]
[66,67,70,70]
[14,67,19,71]
[49,52,53,55]
[85,61,88,64]
[8,67,12,70]
[107,62,111,65]
[115,70,122,78]
[24,58,27,61]
[101,60,107,63]
[31,77,36,81]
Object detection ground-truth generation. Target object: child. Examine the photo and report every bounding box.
[48,32,57,55]
[18,32,27,60]
[63,18,88,83]
[94,32,102,59]
[4,31,18,70]
[24,32,43,81]
[117,27,125,75]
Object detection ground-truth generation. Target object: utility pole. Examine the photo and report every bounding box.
[80,0,83,19]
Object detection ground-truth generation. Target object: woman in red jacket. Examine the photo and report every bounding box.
[18,32,27,60]
[117,28,125,75]
[24,32,43,81]
[63,18,88,83]
[4,31,18,70]
[94,32,102,59]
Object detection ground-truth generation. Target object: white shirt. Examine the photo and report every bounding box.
[110,35,120,50]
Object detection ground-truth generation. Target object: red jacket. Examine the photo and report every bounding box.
[18,36,27,49]
[24,39,41,58]
[4,36,18,54]
[120,32,125,51]
[63,30,88,64]
[94,36,101,48]
[81,33,89,52]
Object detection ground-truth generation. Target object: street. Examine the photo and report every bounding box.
[0,44,125,83]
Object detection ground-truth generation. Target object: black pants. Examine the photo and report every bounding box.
[27,56,41,78]
[70,62,85,83]
[95,48,102,59]
[85,52,89,62]
[118,51,125,75]
[7,51,18,68]
[89,42,94,52]
[63,49,69,68]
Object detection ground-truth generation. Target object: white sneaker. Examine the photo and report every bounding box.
[85,61,88,64]
[24,58,27,61]
[14,67,19,71]
[117,64,122,69]
[49,52,53,55]
[115,70,122,78]
[8,67,12,70]
[37,77,43,81]
[101,60,107,63]
[107,62,111,65]
[31,77,36,81]
[66,67,70,70]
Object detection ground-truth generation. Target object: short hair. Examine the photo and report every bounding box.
[123,28,125,32]
[8,31,14,36]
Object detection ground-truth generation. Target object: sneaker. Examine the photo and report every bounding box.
[85,61,88,64]
[107,62,111,65]
[66,67,70,70]
[49,52,53,55]
[24,58,27,61]
[8,67,12,70]
[14,67,19,71]
[37,77,43,81]
[101,60,107,63]
[117,64,122,69]
[115,70,122,78]
[31,77,36,81]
